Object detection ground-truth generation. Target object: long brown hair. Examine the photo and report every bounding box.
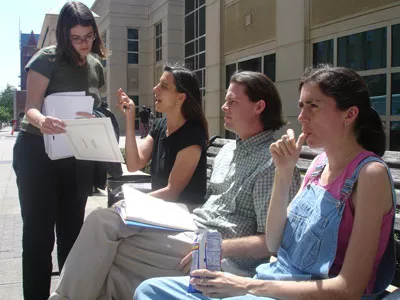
[56,1,108,65]
[164,65,209,144]
[299,65,385,156]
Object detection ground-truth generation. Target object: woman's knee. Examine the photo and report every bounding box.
[134,277,191,300]
[134,279,158,300]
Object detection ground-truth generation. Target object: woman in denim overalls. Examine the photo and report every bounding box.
[134,66,396,300]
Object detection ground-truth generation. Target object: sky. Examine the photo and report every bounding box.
[0,0,95,92]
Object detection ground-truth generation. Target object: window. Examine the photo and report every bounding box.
[263,54,276,82]
[337,27,386,70]
[390,121,400,150]
[225,64,236,89]
[129,95,140,129]
[312,23,400,149]
[363,74,386,116]
[185,0,206,107]
[313,39,333,66]
[128,28,139,64]
[185,0,195,14]
[393,24,400,67]
[391,73,400,116]
[155,22,162,62]
[238,57,261,72]
[226,55,276,88]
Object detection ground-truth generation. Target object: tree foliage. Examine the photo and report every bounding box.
[0,85,15,122]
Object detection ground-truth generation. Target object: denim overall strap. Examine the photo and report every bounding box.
[337,156,396,299]
[339,156,394,203]
[256,170,345,281]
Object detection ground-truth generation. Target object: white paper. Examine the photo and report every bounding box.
[63,118,124,163]
[42,92,93,160]
[119,184,197,231]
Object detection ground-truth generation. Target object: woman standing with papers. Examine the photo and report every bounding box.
[117,65,208,206]
[12,2,107,299]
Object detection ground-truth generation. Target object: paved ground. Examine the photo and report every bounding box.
[0,126,135,299]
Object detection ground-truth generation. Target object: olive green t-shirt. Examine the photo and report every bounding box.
[21,45,105,135]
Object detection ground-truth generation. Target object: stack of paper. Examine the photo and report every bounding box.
[42,92,124,163]
[114,184,197,232]
[42,92,94,160]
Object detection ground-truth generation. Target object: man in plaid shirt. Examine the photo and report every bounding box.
[50,71,301,300]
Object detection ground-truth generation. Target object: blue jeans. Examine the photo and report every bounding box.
[134,276,275,300]
[134,155,396,299]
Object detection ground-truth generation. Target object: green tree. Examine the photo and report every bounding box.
[0,85,15,122]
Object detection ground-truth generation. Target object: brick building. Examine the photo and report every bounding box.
[13,31,39,129]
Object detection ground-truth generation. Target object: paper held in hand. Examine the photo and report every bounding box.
[42,92,93,160]
[63,118,124,163]
[42,91,123,163]
[114,184,197,232]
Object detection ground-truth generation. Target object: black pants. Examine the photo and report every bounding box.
[13,131,88,300]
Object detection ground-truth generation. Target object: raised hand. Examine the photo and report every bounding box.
[116,88,135,118]
[269,129,307,173]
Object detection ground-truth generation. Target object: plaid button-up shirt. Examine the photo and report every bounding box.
[193,130,301,273]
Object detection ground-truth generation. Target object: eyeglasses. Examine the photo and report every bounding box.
[70,33,96,44]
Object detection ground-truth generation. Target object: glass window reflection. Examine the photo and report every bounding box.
[238,57,261,72]
[390,121,400,150]
[392,24,400,67]
[338,27,386,70]
[391,73,400,115]
[185,13,195,41]
[128,53,138,64]
[313,40,333,66]
[226,64,236,89]
[363,74,386,115]
[128,29,138,40]
[263,54,276,82]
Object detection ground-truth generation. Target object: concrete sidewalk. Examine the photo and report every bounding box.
[0,127,122,299]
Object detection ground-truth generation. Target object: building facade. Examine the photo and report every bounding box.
[20,31,40,90]
[14,31,40,129]
[36,0,400,149]
[91,0,186,130]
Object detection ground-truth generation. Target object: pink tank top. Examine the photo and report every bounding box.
[302,151,394,294]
